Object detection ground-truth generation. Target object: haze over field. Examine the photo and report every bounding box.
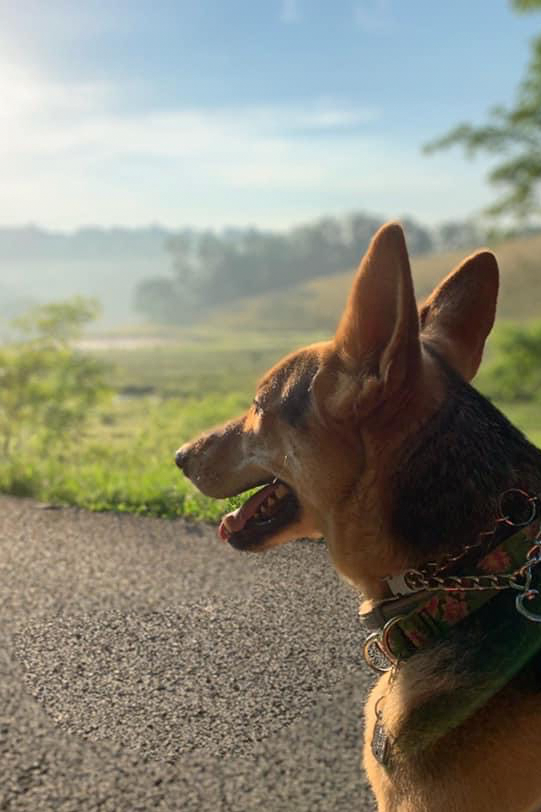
[0,226,171,326]
[1,1,540,332]
[0,215,515,329]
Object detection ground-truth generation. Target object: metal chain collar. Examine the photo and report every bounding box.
[399,491,541,605]
[401,568,527,594]
[363,491,541,675]
[365,490,541,766]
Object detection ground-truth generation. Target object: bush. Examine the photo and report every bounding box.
[0,297,110,459]
[479,322,541,402]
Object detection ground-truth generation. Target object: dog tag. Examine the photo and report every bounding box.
[371,714,390,766]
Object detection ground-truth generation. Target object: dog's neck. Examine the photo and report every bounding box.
[391,360,541,565]
[345,358,541,603]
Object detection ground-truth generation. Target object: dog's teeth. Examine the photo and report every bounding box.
[252,485,291,523]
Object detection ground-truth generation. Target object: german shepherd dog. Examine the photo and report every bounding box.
[175,223,541,812]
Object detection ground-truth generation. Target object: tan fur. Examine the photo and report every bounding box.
[176,222,541,811]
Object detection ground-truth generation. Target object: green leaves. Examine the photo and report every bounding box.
[512,0,541,12]
[478,322,541,402]
[425,2,541,220]
[0,297,110,459]
[12,297,102,344]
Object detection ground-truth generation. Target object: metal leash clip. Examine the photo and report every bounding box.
[362,615,404,673]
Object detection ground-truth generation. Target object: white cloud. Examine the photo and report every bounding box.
[0,61,377,159]
[0,56,492,230]
[0,61,114,122]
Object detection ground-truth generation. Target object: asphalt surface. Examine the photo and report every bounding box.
[0,495,376,811]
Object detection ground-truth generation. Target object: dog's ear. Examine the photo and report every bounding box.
[419,250,499,381]
[330,222,421,416]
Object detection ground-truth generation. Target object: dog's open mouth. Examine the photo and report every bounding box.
[218,480,300,550]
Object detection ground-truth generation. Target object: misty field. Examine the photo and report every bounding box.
[1,321,540,523]
[0,330,322,521]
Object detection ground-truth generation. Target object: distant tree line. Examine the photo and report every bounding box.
[134,212,488,325]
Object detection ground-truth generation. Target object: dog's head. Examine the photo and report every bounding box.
[176,223,499,590]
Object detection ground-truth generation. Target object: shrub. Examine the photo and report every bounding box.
[480,322,541,402]
[0,297,110,459]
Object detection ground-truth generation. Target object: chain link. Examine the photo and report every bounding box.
[403,491,541,593]
[417,531,498,577]
[411,491,540,581]
[403,568,527,593]
[405,528,541,595]
[365,493,541,677]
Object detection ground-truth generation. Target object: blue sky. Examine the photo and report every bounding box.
[1,0,539,230]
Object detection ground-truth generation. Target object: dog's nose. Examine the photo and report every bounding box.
[175,445,190,471]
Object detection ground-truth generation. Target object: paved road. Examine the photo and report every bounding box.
[0,495,376,811]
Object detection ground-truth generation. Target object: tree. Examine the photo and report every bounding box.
[0,297,109,459]
[425,1,541,220]
[134,213,435,325]
[134,277,190,325]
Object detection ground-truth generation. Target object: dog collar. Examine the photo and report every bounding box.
[361,494,541,672]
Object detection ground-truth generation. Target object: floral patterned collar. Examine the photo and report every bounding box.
[361,519,541,670]
[362,495,541,766]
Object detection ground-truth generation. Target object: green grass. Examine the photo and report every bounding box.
[1,326,540,522]
[4,228,541,521]
[2,387,539,523]
[101,329,329,396]
[0,392,253,521]
[0,330,318,520]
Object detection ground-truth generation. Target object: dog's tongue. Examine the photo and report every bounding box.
[218,483,277,541]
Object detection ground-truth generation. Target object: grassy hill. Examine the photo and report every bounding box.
[2,231,540,520]
[199,232,541,333]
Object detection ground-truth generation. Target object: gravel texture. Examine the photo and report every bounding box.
[0,495,376,811]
